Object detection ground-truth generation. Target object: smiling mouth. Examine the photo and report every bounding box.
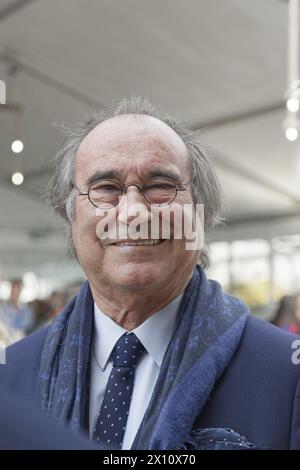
[111,239,166,246]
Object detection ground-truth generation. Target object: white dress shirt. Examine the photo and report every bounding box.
[89,293,183,449]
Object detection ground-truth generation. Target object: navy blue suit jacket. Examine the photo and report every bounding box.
[1,316,300,449]
[0,389,95,449]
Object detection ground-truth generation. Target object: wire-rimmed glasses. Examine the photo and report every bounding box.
[75,177,188,209]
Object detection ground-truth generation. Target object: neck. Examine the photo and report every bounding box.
[88,271,194,330]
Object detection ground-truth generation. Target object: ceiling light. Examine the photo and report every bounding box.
[287,97,300,112]
[285,127,298,141]
[11,139,24,153]
[11,172,24,185]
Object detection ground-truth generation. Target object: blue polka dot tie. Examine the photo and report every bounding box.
[93,332,145,449]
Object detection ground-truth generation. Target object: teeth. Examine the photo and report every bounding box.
[114,239,163,246]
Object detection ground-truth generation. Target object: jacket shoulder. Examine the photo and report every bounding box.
[241,315,300,373]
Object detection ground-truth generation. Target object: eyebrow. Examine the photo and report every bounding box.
[86,168,183,186]
[143,168,182,184]
[86,170,122,186]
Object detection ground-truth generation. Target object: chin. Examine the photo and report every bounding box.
[111,263,166,290]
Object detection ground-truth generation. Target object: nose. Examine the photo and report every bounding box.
[118,185,150,225]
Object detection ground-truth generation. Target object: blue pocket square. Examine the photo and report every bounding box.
[180,427,262,450]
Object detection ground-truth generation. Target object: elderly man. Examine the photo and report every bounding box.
[1,97,300,450]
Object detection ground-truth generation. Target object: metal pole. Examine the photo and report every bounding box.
[288,0,299,87]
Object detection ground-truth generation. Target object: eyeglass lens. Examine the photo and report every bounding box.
[88,179,177,208]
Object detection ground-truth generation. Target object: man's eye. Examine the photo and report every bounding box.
[94,184,120,192]
[101,185,119,191]
[147,183,174,190]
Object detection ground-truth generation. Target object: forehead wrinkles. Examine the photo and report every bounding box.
[103,135,177,162]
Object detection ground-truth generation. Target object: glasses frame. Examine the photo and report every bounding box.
[74,177,189,209]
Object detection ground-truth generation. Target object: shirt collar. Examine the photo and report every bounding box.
[93,293,183,371]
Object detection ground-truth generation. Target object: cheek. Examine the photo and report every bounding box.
[164,198,195,237]
[95,210,119,241]
[72,206,99,247]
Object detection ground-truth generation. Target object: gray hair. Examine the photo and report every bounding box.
[47,96,222,266]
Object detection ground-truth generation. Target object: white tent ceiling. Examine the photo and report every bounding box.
[0,0,300,278]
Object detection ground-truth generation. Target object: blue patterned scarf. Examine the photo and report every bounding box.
[39,266,249,449]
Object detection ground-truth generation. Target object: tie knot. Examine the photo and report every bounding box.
[113,332,145,367]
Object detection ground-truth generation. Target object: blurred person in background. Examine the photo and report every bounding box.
[0,279,33,336]
[293,292,300,334]
[27,299,52,335]
[28,292,72,334]
[0,320,10,345]
[0,318,17,347]
[1,97,300,450]
[27,290,80,335]
[272,294,300,334]
[272,295,298,333]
